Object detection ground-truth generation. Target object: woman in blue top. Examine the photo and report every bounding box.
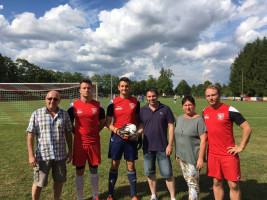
[174,95,208,200]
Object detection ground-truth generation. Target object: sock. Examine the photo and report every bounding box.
[108,169,118,196]
[128,170,137,197]
[171,198,176,200]
[151,194,157,199]
[90,173,99,199]
[76,175,84,200]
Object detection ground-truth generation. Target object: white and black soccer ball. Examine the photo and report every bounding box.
[125,123,137,137]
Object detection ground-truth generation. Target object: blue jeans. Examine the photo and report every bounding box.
[143,150,173,178]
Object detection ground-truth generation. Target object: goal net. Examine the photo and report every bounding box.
[0,82,98,125]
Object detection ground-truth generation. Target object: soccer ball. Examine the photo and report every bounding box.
[125,123,137,137]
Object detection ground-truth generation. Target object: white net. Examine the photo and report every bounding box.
[0,83,97,125]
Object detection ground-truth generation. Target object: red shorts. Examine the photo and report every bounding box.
[207,154,241,181]
[73,142,101,167]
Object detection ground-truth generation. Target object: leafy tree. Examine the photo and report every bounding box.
[91,74,103,94]
[138,80,147,95]
[222,84,232,96]
[146,75,157,88]
[72,72,84,82]
[63,72,74,82]
[157,68,174,96]
[0,54,8,82]
[191,84,196,97]
[130,81,140,95]
[229,37,267,96]
[174,80,191,96]
[194,84,204,98]
[159,68,174,78]
[0,54,19,82]
[15,59,43,82]
[203,80,212,90]
[101,74,112,95]
[54,71,65,82]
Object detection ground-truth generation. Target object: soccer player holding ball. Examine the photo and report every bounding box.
[106,77,141,200]
[67,79,106,200]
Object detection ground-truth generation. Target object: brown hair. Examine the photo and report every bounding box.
[206,85,221,96]
[79,78,92,88]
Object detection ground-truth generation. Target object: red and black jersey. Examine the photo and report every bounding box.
[203,103,246,156]
[107,96,140,128]
[68,99,105,145]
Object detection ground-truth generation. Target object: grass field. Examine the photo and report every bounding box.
[0,98,266,200]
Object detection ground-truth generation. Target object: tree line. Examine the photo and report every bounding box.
[1,37,266,97]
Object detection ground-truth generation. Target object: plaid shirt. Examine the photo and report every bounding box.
[27,107,72,161]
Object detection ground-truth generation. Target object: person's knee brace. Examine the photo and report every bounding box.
[89,165,98,174]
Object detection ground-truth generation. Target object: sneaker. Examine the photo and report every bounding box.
[150,195,158,200]
[107,196,113,200]
[132,196,138,200]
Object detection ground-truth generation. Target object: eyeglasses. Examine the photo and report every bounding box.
[47,98,59,101]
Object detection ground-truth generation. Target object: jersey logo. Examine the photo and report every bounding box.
[115,106,122,110]
[76,109,82,114]
[129,103,135,109]
[91,108,97,114]
[204,114,209,119]
[217,113,224,120]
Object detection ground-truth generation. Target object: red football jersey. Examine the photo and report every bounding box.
[69,99,104,145]
[203,103,245,156]
[107,96,139,128]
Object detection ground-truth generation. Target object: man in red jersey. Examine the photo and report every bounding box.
[203,85,252,200]
[106,77,141,200]
[67,79,105,200]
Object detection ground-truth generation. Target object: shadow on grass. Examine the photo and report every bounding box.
[239,179,267,200]
[85,175,214,200]
[91,176,266,200]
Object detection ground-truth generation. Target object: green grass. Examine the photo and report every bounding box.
[0,98,266,199]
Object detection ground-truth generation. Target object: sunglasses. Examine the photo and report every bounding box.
[47,98,59,101]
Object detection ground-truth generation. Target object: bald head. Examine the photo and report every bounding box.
[45,90,61,112]
[46,90,60,99]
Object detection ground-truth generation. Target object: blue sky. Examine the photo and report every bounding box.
[0,0,266,86]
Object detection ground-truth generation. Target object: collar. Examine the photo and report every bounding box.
[144,101,164,111]
[45,106,60,114]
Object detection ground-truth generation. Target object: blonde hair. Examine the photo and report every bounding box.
[206,85,221,96]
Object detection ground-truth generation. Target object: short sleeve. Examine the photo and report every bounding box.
[67,103,74,122]
[99,103,105,120]
[26,111,36,134]
[197,117,207,136]
[166,106,175,123]
[229,106,246,126]
[65,111,73,132]
[107,101,114,117]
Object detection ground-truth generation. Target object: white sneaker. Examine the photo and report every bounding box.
[150,195,158,200]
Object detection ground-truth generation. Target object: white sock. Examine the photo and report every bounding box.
[76,175,84,200]
[90,173,99,199]
[151,195,157,198]
[171,198,176,200]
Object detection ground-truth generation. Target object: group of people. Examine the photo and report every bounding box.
[27,77,252,200]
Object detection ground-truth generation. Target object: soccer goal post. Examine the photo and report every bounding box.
[0,82,98,125]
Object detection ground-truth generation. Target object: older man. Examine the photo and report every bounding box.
[27,90,72,200]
